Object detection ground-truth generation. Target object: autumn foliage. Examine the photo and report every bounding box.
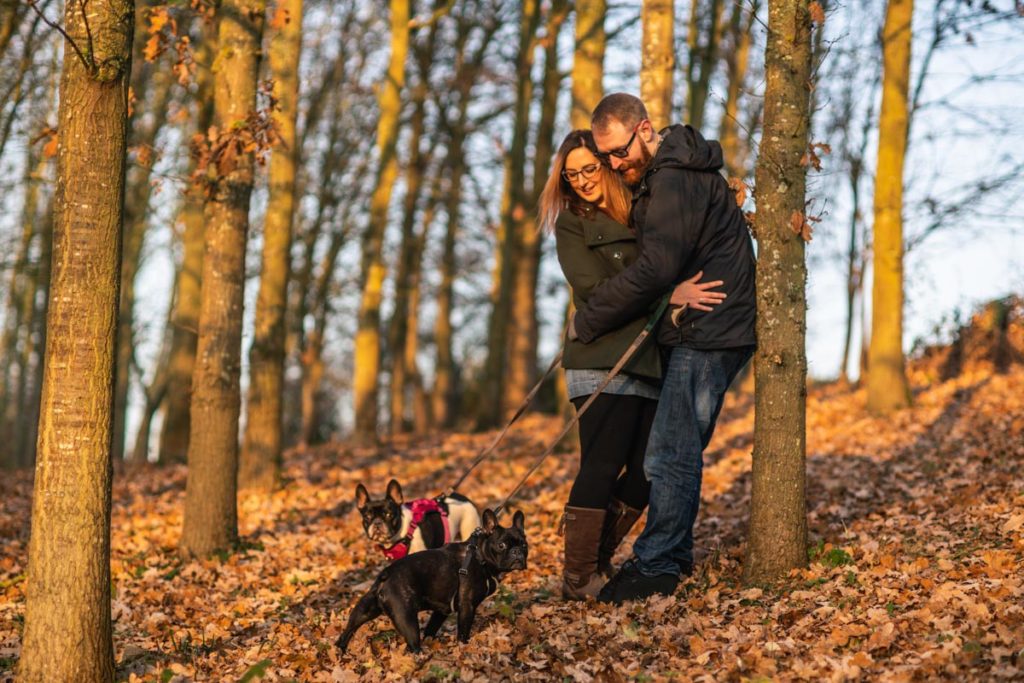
[3,316,1023,679]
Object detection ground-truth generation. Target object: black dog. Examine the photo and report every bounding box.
[336,509,528,653]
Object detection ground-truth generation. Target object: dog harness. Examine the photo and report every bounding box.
[379,498,451,561]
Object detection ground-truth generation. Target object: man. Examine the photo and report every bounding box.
[569,93,756,603]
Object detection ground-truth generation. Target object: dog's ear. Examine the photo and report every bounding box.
[386,479,403,505]
[355,484,369,511]
[482,508,498,532]
[512,510,525,532]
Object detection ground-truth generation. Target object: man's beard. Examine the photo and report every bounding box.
[619,139,654,187]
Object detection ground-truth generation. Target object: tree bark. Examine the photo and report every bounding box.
[685,0,725,131]
[744,0,812,585]
[571,0,604,129]
[478,0,540,429]
[239,0,303,490]
[719,0,759,178]
[180,0,265,558]
[640,0,674,130]
[506,0,567,416]
[866,0,913,414]
[159,16,216,464]
[112,59,174,463]
[18,0,132,676]
[353,0,409,441]
[388,15,437,435]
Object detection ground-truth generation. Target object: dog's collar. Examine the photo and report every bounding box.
[378,537,411,561]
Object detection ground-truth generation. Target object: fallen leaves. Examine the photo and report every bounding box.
[1,363,1023,680]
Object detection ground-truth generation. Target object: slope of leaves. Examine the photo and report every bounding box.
[1,366,1022,681]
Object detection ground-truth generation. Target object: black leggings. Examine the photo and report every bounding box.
[568,393,657,510]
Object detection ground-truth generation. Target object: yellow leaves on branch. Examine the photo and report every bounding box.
[144,5,196,86]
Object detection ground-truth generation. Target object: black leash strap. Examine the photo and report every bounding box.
[493,295,671,519]
[443,349,564,497]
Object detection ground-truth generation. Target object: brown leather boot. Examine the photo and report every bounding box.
[562,506,606,601]
[596,499,644,577]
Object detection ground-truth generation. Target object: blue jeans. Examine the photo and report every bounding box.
[631,345,753,576]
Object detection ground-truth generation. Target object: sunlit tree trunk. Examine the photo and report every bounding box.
[353,0,409,441]
[388,17,436,435]
[180,0,266,558]
[18,0,132,675]
[867,0,913,414]
[641,0,674,130]
[745,0,812,585]
[571,0,604,128]
[239,0,303,490]
[159,18,216,464]
[478,0,540,429]
[719,0,759,178]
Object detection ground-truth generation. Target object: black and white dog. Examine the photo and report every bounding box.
[355,479,481,561]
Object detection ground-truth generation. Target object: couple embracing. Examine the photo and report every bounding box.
[539,93,757,604]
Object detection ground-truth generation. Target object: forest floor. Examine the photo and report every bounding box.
[2,364,1023,681]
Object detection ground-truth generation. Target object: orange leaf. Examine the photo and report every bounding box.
[809,1,826,25]
[144,34,163,62]
[727,177,747,207]
[269,6,290,29]
[148,6,170,32]
[43,134,59,158]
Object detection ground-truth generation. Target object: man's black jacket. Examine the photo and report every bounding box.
[574,124,757,350]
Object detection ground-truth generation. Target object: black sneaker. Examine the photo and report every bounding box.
[596,560,679,605]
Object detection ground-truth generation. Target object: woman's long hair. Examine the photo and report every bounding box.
[538,129,632,233]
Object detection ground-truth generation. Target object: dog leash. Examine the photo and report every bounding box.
[441,349,564,498]
[492,295,671,520]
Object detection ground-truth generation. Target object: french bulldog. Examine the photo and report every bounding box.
[336,508,528,653]
[355,479,481,560]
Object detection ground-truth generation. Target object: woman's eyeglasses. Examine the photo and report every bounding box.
[562,163,602,183]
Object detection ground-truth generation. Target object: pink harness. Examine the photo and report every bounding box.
[378,498,450,561]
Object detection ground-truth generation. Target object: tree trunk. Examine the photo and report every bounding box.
[180,0,265,558]
[18,0,132,676]
[640,0,674,130]
[432,149,462,430]
[866,0,913,414]
[388,18,436,435]
[506,0,567,416]
[159,17,216,464]
[112,64,174,463]
[239,0,303,490]
[571,0,604,128]
[685,0,725,131]
[21,186,54,470]
[478,0,540,429]
[719,0,758,178]
[353,0,409,441]
[744,0,812,585]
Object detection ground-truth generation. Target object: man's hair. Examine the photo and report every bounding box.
[592,93,648,132]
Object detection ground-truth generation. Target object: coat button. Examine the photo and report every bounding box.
[613,251,622,259]
[596,234,603,240]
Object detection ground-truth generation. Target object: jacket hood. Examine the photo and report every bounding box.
[652,124,723,173]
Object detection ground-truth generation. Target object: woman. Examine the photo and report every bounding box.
[538,130,724,600]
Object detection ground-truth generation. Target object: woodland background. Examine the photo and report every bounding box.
[0,0,1023,680]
